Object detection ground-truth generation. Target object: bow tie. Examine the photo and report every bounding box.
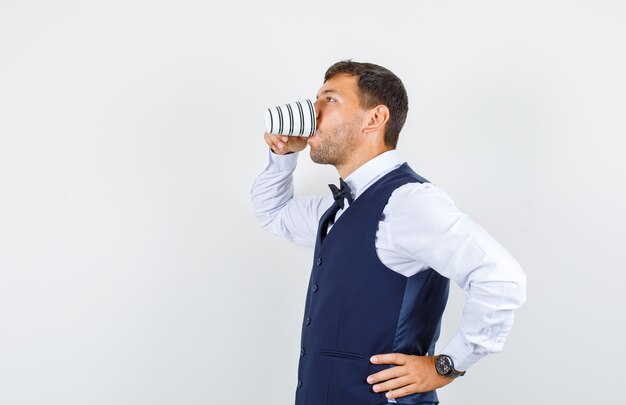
[328,178,354,210]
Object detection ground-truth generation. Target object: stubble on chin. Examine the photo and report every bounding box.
[309,121,359,166]
[309,137,335,165]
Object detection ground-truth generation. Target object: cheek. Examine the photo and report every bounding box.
[318,110,340,128]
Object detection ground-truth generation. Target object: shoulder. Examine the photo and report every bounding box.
[390,181,458,210]
[386,181,466,231]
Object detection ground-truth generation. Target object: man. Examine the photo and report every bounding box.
[251,61,526,404]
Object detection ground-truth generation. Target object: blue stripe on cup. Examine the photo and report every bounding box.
[286,103,294,135]
[306,99,316,136]
[296,101,305,136]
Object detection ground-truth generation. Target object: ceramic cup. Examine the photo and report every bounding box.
[265,99,316,137]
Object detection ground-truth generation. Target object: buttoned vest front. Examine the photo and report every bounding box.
[295,163,450,405]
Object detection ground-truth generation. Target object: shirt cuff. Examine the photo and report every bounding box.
[266,148,299,172]
[439,332,485,372]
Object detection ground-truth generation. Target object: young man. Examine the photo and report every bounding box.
[251,61,526,405]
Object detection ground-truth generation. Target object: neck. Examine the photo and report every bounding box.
[336,146,393,179]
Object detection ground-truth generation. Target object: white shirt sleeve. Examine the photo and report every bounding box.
[383,182,527,371]
[250,149,334,247]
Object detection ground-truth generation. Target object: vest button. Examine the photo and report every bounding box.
[313,284,318,292]
[297,380,302,389]
[316,257,322,266]
[305,317,311,325]
[301,348,305,356]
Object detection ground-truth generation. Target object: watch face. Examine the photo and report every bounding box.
[436,355,453,375]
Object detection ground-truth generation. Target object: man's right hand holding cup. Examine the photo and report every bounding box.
[264,132,308,155]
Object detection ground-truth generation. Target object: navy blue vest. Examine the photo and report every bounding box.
[295,163,450,405]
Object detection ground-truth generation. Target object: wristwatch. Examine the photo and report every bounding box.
[435,354,466,378]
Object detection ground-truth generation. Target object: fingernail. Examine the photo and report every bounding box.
[367,376,373,383]
[373,385,380,392]
[386,392,392,398]
[370,356,377,362]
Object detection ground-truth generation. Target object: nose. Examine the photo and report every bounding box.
[313,99,322,123]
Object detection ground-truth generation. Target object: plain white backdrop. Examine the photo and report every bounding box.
[1,0,625,403]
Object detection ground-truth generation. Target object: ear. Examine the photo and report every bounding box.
[362,105,390,134]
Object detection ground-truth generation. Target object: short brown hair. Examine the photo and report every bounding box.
[324,60,408,148]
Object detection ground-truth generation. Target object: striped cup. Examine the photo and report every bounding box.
[265,99,316,137]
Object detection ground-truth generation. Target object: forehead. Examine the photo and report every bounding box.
[317,74,359,99]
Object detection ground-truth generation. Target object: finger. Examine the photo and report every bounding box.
[264,133,278,149]
[366,365,405,384]
[370,353,408,365]
[384,383,420,400]
[279,135,305,152]
[264,133,284,151]
[275,136,288,149]
[371,375,414,394]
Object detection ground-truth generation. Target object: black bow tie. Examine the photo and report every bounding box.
[328,178,354,210]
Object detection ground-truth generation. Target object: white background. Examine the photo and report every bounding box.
[1,0,625,403]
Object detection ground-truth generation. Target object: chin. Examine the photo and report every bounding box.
[309,151,320,164]
[309,150,323,164]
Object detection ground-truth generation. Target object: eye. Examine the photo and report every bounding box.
[326,96,335,102]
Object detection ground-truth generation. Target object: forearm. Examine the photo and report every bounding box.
[440,255,526,370]
[250,149,326,246]
[251,149,298,227]
[437,219,527,370]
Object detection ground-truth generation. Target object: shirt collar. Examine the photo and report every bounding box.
[343,150,402,200]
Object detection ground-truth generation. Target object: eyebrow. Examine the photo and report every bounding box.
[316,89,340,99]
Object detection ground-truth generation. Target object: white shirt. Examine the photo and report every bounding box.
[251,149,527,371]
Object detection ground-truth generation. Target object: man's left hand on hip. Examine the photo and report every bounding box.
[367,353,454,399]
